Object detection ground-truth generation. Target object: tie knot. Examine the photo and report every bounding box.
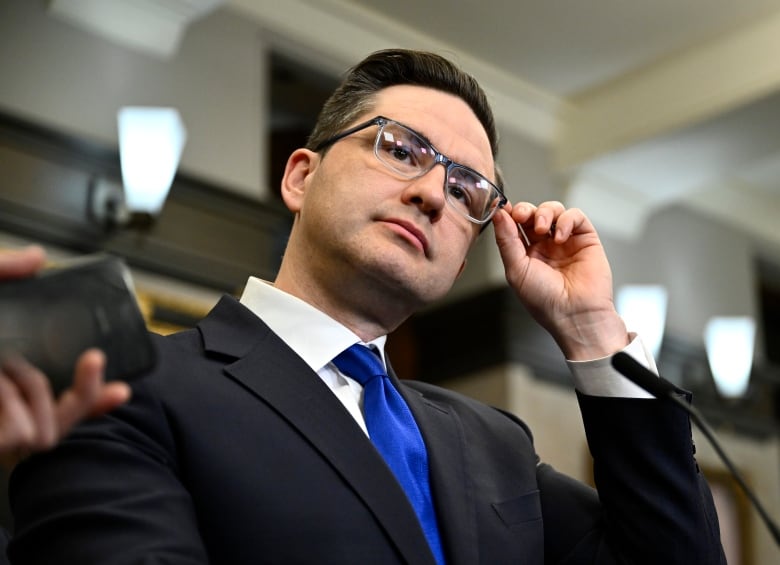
[332,344,386,386]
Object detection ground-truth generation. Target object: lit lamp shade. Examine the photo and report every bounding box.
[615,284,668,359]
[118,107,187,214]
[704,316,755,398]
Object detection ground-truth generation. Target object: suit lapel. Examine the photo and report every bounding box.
[198,297,436,565]
[396,377,479,565]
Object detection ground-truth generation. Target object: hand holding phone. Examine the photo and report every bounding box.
[0,254,156,395]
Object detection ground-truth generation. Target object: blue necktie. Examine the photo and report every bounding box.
[333,344,445,564]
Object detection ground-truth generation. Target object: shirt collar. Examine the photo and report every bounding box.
[239,277,387,372]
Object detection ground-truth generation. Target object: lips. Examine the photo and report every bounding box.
[381,218,429,255]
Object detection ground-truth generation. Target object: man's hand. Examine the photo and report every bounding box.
[0,246,131,468]
[0,350,130,468]
[492,201,629,360]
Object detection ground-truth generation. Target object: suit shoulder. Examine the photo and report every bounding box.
[402,380,534,442]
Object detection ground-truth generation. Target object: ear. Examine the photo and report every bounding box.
[280,148,319,213]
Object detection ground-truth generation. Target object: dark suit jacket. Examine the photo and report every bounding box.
[8,296,724,564]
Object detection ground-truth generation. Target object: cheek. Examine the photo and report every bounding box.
[434,226,475,282]
[301,165,356,219]
[312,158,390,211]
[442,215,478,257]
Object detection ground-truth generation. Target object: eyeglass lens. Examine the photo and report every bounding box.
[374,122,500,222]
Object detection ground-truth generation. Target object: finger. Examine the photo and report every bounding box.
[505,202,564,239]
[0,373,37,451]
[54,349,103,434]
[532,201,566,235]
[0,356,57,449]
[493,207,526,246]
[548,207,593,243]
[85,383,132,418]
[0,245,47,280]
[69,349,106,397]
[72,349,130,417]
[55,349,130,437]
[492,207,530,272]
[505,202,535,225]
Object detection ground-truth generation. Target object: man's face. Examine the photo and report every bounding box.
[284,85,495,309]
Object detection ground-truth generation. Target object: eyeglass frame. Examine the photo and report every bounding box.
[313,115,507,225]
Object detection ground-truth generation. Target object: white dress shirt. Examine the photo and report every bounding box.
[239,277,657,434]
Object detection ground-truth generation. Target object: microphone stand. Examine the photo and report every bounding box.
[612,352,780,547]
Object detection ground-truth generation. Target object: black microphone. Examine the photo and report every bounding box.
[611,351,780,547]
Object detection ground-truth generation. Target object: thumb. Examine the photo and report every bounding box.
[492,208,528,271]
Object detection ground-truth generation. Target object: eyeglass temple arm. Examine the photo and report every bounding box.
[516,222,531,248]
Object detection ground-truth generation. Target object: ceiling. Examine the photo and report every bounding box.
[348,0,780,98]
[225,0,780,250]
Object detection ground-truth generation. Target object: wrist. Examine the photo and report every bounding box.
[553,312,630,361]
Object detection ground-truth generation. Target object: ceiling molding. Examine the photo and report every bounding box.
[564,172,662,241]
[555,9,780,171]
[226,0,564,145]
[680,180,780,249]
[48,0,224,59]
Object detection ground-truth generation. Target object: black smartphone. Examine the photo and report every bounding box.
[0,254,156,395]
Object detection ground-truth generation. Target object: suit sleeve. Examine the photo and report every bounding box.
[7,382,210,565]
[536,392,725,565]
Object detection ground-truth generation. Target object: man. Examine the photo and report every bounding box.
[0,246,130,468]
[7,50,724,564]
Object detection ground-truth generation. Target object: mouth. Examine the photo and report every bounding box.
[380,218,429,255]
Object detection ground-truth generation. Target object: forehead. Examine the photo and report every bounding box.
[366,85,495,177]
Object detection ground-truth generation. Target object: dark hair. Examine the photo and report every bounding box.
[306,49,500,173]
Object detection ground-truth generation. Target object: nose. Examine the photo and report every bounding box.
[401,163,447,221]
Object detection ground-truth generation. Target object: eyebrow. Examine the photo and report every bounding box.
[396,118,435,148]
[398,118,492,177]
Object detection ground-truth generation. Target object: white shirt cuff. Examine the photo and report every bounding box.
[566,333,659,398]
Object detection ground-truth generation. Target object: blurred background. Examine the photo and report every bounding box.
[1,0,779,562]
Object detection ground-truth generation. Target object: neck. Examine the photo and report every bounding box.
[274,259,418,343]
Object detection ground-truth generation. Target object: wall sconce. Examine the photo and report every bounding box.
[704,316,756,398]
[89,107,187,229]
[118,106,187,215]
[616,284,668,358]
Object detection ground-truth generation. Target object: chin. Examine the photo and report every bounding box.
[388,271,453,305]
[361,245,456,300]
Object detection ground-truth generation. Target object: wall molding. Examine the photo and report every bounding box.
[0,110,291,293]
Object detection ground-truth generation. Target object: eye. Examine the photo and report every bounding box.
[446,179,473,207]
[378,127,430,172]
[388,143,415,165]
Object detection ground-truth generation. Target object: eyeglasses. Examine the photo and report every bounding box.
[314,116,507,225]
